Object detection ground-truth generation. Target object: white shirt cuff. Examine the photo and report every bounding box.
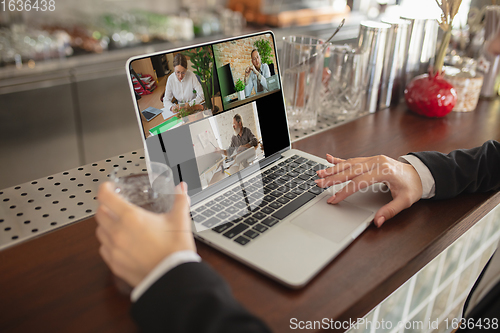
[398,155,436,199]
[130,250,201,302]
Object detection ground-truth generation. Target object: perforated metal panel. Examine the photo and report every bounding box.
[0,113,367,250]
[0,151,147,251]
[289,113,368,141]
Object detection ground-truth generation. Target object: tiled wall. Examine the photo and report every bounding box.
[347,204,500,333]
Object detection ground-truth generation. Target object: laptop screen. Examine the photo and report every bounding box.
[127,31,290,200]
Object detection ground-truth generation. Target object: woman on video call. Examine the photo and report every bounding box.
[163,53,205,112]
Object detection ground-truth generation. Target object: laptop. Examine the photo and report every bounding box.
[126,31,391,288]
[141,106,163,122]
[266,75,279,92]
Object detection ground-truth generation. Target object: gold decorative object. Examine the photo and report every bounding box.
[434,0,463,73]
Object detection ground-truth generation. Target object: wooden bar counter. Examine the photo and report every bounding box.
[1,100,500,332]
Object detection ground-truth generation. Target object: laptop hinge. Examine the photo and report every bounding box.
[258,148,288,170]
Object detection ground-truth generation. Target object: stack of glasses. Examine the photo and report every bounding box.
[281,13,442,129]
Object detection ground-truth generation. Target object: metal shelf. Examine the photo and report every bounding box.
[0,151,146,251]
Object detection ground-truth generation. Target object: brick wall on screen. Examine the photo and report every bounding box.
[214,34,276,88]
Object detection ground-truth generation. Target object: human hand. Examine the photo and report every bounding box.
[245,66,252,77]
[171,104,180,112]
[315,154,423,228]
[251,64,258,74]
[95,181,196,287]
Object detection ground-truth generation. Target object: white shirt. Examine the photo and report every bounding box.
[131,250,201,302]
[244,63,271,97]
[398,155,436,199]
[163,70,204,111]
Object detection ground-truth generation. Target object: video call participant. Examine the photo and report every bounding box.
[244,49,271,97]
[163,53,205,112]
[216,114,258,161]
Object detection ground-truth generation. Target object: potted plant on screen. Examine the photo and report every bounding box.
[235,78,245,100]
[182,47,220,114]
[254,38,275,76]
[175,101,192,123]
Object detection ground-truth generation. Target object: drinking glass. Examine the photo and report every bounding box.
[110,161,175,213]
[281,36,324,130]
[109,161,175,294]
[321,44,367,121]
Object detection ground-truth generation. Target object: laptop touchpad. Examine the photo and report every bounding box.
[290,196,374,244]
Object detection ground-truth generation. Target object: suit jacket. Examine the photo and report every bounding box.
[410,140,500,199]
[131,141,500,332]
[412,140,500,332]
[131,261,271,332]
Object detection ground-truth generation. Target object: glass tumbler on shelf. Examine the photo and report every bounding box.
[281,36,324,130]
[321,44,367,121]
[110,161,175,214]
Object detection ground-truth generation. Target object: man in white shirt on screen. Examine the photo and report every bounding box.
[244,49,271,98]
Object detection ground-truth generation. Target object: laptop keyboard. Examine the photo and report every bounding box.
[191,155,329,246]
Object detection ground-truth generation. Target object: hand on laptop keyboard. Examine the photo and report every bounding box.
[191,155,330,246]
[314,154,423,228]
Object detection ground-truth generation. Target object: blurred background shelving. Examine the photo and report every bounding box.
[0,0,478,190]
[0,0,367,190]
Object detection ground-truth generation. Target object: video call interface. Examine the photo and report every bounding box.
[129,32,290,197]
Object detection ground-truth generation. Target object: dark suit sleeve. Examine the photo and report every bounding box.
[458,278,500,332]
[130,261,271,333]
[409,140,500,199]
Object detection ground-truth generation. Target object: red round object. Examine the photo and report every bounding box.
[404,72,457,118]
